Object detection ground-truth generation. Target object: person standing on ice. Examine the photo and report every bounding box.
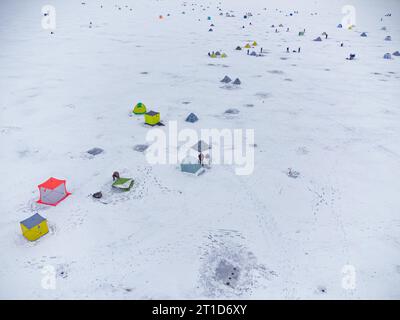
[286,47,289,53]
[112,171,120,181]
[198,153,204,166]
[298,47,301,53]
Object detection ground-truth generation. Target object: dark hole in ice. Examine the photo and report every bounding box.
[133,144,149,152]
[224,108,240,115]
[87,147,104,156]
[318,286,327,293]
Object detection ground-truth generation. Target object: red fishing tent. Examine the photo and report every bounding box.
[37,177,71,206]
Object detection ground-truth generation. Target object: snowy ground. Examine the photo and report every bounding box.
[0,0,399,299]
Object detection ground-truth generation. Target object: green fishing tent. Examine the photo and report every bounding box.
[133,102,147,114]
[112,178,134,191]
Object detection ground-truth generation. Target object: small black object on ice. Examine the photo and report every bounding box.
[93,192,102,199]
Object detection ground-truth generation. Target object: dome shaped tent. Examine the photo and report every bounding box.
[133,102,147,114]
[393,51,400,56]
[37,177,71,206]
[383,53,392,59]
[360,32,367,37]
[185,113,199,123]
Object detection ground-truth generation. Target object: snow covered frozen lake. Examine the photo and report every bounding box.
[0,0,399,299]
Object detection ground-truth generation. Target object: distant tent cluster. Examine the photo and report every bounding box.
[220,75,241,85]
[209,51,227,58]
[337,23,355,29]
[244,41,258,48]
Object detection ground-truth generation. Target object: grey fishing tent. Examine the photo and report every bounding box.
[233,78,241,85]
[185,113,199,123]
[220,75,232,83]
[180,156,204,175]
